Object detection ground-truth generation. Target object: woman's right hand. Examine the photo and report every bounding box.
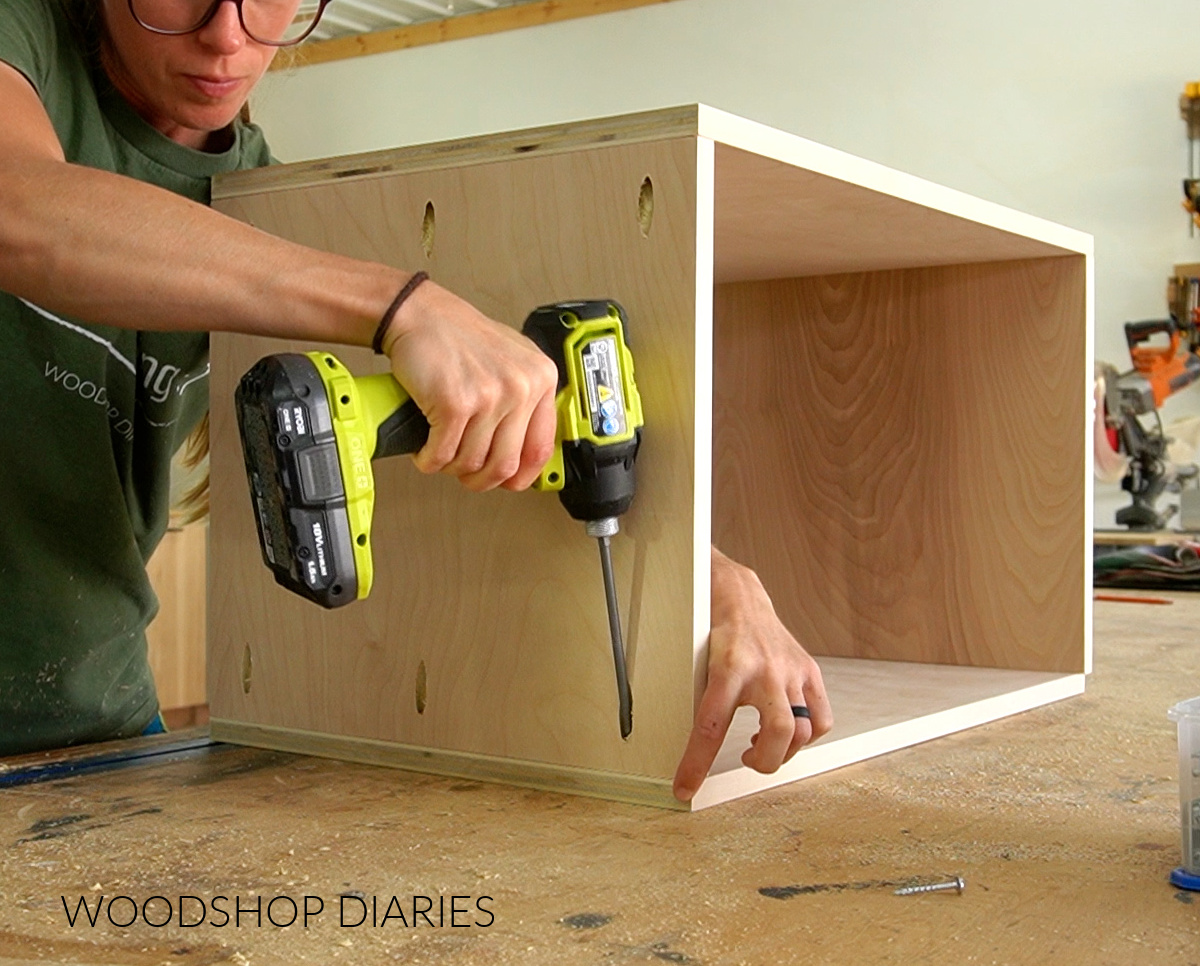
[379,278,560,493]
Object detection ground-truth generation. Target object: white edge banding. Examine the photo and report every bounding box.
[694,105,1092,256]
[689,673,1086,810]
[692,136,716,746]
[1083,244,1096,676]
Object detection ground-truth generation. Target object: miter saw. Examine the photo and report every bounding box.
[1096,316,1200,530]
[1097,82,1200,530]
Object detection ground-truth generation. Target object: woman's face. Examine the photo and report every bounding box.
[99,0,283,149]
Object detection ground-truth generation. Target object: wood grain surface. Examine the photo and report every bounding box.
[209,137,703,781]
[211,107,701,200]
[1,592,1195,966]
[712,258,1088,674]
[712,142,1069,282]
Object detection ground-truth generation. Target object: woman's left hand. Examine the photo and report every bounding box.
[672,546,833,803]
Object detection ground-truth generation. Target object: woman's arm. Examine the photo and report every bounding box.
[0,62,557,490]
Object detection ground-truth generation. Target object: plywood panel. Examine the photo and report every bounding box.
[712,257,1087,674]
[696,663,1084,809]
[712,144,1068,283]
[209,138,703,779]
[217,105,1088,283]
[213,107,700,200]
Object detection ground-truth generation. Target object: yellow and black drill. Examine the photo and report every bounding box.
[235,300,644,737]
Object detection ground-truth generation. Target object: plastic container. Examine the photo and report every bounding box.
[1168,696,1200,891]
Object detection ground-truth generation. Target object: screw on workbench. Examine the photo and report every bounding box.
[893,876,965,896]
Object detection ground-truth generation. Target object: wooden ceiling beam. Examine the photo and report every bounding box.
[277,0,685,69]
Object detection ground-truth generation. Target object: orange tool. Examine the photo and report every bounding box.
[1124,318,1200,410]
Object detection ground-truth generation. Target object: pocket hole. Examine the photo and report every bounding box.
[241,645,253,694]
[421,201,436,259]
[415,660,427,714]
[637,177,654,237]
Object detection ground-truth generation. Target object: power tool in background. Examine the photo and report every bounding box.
[1098,316,1200,529]
[1181,81,1200,234]
[1096,82,1200,529]
[234,300,644,737]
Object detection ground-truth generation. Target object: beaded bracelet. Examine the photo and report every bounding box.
[371,271,429,355]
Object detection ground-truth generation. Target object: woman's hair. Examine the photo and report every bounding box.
[175,414,210,525]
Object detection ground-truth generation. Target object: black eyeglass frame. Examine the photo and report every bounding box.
[126,0,332,47]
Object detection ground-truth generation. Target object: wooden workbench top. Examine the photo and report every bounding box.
[1,592,1197,965]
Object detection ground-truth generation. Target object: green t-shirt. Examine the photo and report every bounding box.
[0,0,272,754]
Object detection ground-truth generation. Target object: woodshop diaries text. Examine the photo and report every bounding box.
[60,894,495,929]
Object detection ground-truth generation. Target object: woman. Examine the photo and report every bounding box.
[0,0,829,801]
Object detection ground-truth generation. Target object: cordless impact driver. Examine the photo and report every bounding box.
[234,300,644,737]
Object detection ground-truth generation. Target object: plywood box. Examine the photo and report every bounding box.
[208,105,1093,810]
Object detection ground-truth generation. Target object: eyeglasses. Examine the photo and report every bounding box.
[127,0,332,46]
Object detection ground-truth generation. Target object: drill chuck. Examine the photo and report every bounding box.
[558,437,639,523]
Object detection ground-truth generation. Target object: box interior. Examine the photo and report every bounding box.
[710,261,1087,675]
[708,141,1086,675]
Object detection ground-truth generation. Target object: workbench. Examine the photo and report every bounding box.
[1,593,1197,966]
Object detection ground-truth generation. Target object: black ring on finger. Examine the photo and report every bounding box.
[790,705,810,719]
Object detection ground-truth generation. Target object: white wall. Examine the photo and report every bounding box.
[251,0,1200,527]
